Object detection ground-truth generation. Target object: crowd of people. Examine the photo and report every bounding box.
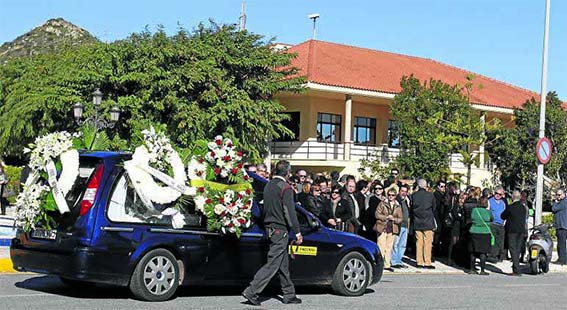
[247,165,554,275]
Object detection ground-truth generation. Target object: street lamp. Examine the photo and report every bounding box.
[73,88,120,131]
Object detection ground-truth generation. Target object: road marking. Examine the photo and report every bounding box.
[504,284,559,287]
[0,258,15,272]
[381,286,472,289]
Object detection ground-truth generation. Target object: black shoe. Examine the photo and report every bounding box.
[242,290,261,306]
[385,267,395,272]
[282,297,302,304]
[424,265,436,270]
[391,265,401,269]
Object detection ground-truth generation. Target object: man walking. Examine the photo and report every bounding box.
[392,184,411,268]
[552,188,567,266]
[488,186,507,262]
[242,160,303,306]
[501,190,526,276]
[411,179,436,269]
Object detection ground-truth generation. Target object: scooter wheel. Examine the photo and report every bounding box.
[530,256,540,275]
[539,253,549,273]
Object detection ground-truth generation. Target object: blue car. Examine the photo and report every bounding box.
[11,152,383,301]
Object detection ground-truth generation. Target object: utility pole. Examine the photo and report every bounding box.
[535,0,551,225]
[239,2,247,31]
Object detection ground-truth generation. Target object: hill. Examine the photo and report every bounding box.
[0,18,99,63]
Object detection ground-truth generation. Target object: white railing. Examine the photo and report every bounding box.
[270,141,493,170]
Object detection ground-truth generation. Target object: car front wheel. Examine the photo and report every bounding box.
[331,251,370,296]
[129,248,179,301]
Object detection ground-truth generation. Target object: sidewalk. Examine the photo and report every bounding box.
[384,252,567,275]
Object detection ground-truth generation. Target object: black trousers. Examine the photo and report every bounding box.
[557,228,567,264]
[507,232,523,273]
[246,228,295,299]
[0,185,5,215]
[490,223,506,260]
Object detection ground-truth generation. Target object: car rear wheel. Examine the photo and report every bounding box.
[129,248,179,301]
[331,251,370,296]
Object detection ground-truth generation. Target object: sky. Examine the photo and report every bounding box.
[1,0,565,99]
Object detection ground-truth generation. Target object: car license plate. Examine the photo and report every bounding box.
[31,229,57,240]
[531,249,538,259]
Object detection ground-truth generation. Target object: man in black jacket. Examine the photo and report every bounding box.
[501,190,527,276]
[411,179,436,269]
[242,160,303,306]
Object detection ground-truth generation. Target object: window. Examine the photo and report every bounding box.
[388,120,401,148]
[353,117,376,145]
[107,172,202,227]
[274,112,300,142]
[317,113,342,142]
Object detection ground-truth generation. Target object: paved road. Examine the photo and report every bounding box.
[1,272,566,309]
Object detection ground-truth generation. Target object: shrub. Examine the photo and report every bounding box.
[3,165,23,204]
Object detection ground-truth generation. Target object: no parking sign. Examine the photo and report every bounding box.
[536,137,552,165]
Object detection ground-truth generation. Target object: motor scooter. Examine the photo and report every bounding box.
[527,223,554,274]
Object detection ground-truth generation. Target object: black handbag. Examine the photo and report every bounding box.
[443,212,454,228]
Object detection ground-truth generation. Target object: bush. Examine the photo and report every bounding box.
[542,212,556,240]
[3,165,22,204]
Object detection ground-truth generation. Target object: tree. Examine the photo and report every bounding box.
[382,75,484,182]
[0,22,304,162]
[486,92,567,191]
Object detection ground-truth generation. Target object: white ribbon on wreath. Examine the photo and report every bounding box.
[124,145,195,205]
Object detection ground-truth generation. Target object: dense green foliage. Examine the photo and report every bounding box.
[3,165,22,203]
[384,75,484,182]
[0,23,304,162]
[486,92,567,191]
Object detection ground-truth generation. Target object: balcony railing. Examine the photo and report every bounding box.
[270,140,493,170]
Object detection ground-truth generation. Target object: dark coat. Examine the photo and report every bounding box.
[411,188,437,231]
[320,198,352,227]
[501,200,527,234]
[354,191,366,223]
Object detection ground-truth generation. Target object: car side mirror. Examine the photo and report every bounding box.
[310,218,321,231]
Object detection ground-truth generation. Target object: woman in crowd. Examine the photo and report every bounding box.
[442,183,459,263]
[305,184,325,218]
[468,196,493,275]
[297,182,311,208]
[0,161,7,215]
[446,191,466,266]
[320,186,353,231]
[374,187,403,272]
[363,181,385,241]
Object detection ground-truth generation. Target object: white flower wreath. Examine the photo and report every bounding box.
[125,145,188,205]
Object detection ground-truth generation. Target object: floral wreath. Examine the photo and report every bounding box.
[15,131,80,231]
[189,135,253,236]
[124,127,190,206]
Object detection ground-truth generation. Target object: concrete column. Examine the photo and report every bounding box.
[344,95,352,160]
[479,112,486,168]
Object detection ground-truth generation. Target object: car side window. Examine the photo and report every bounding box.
[107,172,203,227]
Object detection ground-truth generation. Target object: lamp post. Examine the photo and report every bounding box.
[73,88,120,131]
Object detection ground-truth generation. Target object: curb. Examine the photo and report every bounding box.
[0,258,15,273]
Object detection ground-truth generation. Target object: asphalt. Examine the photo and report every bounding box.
[1,272,567,309]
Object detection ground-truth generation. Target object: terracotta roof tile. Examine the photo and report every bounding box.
[287,40,540,109]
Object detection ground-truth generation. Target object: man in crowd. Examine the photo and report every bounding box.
[392,184,411,268]
[242,160,303,306]
[411,179,436,269]
[256,163,269,179]
[552,188,567,266]
[342,175,362,234]
[295,169,307,192]
[432,180,446,257]
[488,186,507,262]
[501,190,526,276]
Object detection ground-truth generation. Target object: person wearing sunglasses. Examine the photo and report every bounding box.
[363,181,386,241]
[320,185,353,231]
[374,187,403,272]
[488,186,507,262]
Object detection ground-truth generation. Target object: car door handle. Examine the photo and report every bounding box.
[101,226,134,232]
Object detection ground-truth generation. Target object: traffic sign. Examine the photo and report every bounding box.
[536,137,552,164]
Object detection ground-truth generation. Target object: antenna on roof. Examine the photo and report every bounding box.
[239,2,247,31]
[308,13,320,39]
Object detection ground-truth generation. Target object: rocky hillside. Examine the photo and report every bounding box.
[0,18,99,63]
